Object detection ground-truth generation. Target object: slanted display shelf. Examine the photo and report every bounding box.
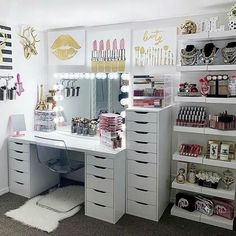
[171,205,234,230]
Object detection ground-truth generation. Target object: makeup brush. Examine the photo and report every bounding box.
[119,38,126,72]
[112,39,118,72]
[105,40,111,72]
[98,40,105,72]
[91,40,98,72]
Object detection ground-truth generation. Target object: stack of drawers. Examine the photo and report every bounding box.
[126,108,171,221]
[8,141,31,197]
[85,153,125,224]
[8,140,59,198]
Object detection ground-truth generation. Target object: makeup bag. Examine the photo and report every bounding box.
[212,198,234,220]
[176,193,196,212]
[195,195,214,216]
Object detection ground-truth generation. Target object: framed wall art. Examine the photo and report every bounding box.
[48,29,85,66]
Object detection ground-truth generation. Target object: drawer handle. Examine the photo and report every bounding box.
[93,189,106,194]
[15,170,24,174]
[14,150,23,154]
[135,111,148,114]
[93,175,106,180]
[94,203,106,208]
[135,160,148,164]
[135,187,148,192]
[14,158,23,162]
[94,156,106,160]
[14,142,23,145]
[94,165,106,170]
[135,174,148,178]
[135,201,148,206]
[15,181,24,185]
[135,141,148,144]
[135,151,148,154]
[135,121,148,124]
[135,131,148,134]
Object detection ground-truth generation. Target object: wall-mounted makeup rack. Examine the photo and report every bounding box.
[0,75,16,101]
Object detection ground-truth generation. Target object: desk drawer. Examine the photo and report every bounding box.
[9,180,29,198]
[127,141,156,153]
[127,200,156,221]
[127,150,157,163]
[128,160,156,177]
[87,174,113,193]
[9,142,29,153]
[9,149,30,161]
[9,158,29,173]
[87,155,113,169]
[86,201,113,223]
[86,188,113,208]
[127,131,157,143]
[87,164,113,179]
[126,121,157,133]
[128,187,156,206]
[9,169,29,185]
[126,111,157,123]
[128,173,156,191]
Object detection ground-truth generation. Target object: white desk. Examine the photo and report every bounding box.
[8,131,126,224]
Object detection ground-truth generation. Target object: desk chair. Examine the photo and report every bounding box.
[34,135,84,212]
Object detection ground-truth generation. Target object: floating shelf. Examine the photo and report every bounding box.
[176,65,207,72]
[174,96,236,104]
[172,179,235,200]
[208,64,236,71]
[171,205,233,230]
[177,32,209,41]
[173,152,236,169]
[174,126,236,137]
[133,96,164,99]
[176,64,236,72]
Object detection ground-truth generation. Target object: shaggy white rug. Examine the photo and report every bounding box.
[5,185,84,233]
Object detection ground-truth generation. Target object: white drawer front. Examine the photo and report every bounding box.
[86,201,113,223]
[128,160,156,177]
[9,142,29,153]
[127,150,157,163]
[127,200,156,221]
[87,164,113,179]
[87,174,113,193]
[128,187,156,206]
[9,158,29,173]
[127,141,156,153]
[9,180,29,198]
[127,131,157,143]
[87,155,113,169]
[9,169,29,185]
[128,173,156,191]
[126,121,157,133]
[9,149,30,161]
[126,111,157,123]
[86,188,113,208]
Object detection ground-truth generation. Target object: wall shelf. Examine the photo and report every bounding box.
[173,152,203,164]
[171,205,233,230]
[174,96,236,104]
[172,179,235,200]
[173,126,205,134]
[174,96,205,103]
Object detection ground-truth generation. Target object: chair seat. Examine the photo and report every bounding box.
[47,158,84,174]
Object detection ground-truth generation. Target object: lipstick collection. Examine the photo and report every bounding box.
[91,39,126,73]
[176,106,206,127]
[209,111,236,130]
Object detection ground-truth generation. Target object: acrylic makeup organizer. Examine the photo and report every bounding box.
[0,75,15,101]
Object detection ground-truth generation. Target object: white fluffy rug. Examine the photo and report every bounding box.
[5,185,84,233]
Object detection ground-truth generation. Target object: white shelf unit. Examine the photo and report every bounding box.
[172,31,236,230]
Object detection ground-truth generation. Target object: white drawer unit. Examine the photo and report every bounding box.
[85,151,126,224]
[126,107,172,221]
[8,140,59,198]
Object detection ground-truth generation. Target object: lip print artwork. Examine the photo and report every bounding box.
[87,29,130,73]
[133,27,177,68]
[51,34,81,60]
[48,29,85,65]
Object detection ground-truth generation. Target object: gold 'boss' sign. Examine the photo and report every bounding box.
[143,30,163,45]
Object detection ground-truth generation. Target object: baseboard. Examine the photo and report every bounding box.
[0,187,9,196]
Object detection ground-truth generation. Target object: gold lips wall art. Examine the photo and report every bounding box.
[51,34,81,60]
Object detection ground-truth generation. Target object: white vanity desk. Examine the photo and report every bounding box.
[8,130,126,224]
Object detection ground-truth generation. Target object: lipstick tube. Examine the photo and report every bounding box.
[118,49,126,72]
[91,51,98,73]
[98,50,105,72]
[112,49,118,72]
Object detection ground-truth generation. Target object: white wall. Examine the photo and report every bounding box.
[0,24,46,194]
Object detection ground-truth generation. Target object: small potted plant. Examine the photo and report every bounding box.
[228,3,236,30]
